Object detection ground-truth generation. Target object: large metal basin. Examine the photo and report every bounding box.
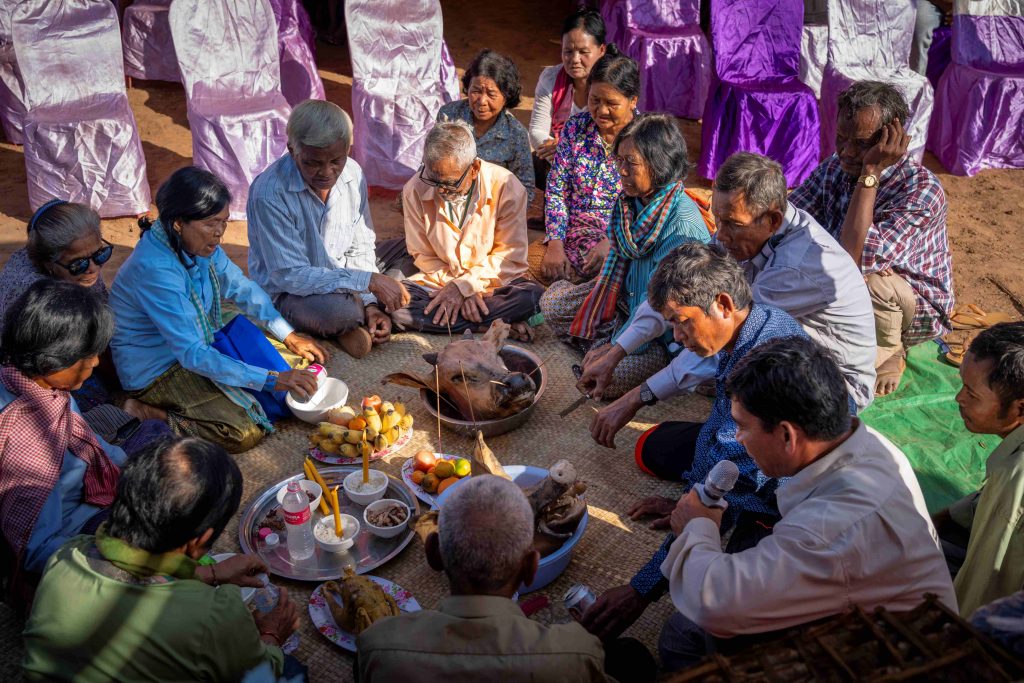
[418,345,547,438]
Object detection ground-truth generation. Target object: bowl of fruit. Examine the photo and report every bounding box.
[400,450,472,504]
[308,396,415,465]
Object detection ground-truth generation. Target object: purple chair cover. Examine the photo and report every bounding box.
[698,0,820,186]
[440,40,460,104]
[799,24,828,99]
[621,0,710,118]
[12,0,150,216]
[928,0,1024,175]
[269,0,325,107]
[926,25,953,89]
[602,0,628,47]
[0,7,25,145]
[121,1,180,83]
[169,0,290,219]
[819,0,934,162]
[345,0,453,189]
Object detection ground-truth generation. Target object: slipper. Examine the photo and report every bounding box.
[950,304,1013,330]
[943,330,980,367]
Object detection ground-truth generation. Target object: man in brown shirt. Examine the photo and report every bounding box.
[356,475,653,682]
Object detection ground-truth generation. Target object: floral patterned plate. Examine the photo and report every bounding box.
[309,428,413,465]
[308,577,421,652]
[399,453,467,505]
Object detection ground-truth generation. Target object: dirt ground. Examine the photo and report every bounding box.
[1,0,1022,322]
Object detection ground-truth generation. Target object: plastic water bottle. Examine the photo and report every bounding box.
[282,481,315,561]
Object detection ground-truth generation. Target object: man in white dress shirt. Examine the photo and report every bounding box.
[657,336,956,670]
[580,152,876,450]
[247,100,411,358]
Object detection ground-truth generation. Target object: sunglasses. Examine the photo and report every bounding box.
[53,242,113,276]
[418,162,473,192]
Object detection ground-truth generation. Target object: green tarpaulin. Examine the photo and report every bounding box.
[861,343,994,512]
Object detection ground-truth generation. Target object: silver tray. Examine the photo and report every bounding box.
[238,466,420,582]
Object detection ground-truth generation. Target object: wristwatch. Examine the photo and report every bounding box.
[857,173,879,188]
[639,382,658,406]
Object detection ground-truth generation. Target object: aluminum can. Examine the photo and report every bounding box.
[563,583,596,621]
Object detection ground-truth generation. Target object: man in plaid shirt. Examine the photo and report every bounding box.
[790,81,954,396]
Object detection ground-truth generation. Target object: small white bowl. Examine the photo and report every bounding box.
[276,479,323,515]
[286,377,349,423]
[343,469,388,506]
[363,499,410,539]
[314,514,359,553]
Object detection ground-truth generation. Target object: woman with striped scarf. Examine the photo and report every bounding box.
[540,114,711,400]
[109,168,328,453]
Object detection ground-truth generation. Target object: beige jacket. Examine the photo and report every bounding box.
[401,159,529,296]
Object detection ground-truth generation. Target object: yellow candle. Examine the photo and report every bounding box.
[362,445,369,484]
[332,486,342,537]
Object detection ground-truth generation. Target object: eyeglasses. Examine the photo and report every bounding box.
[53,242,113,276]
[418,162,473,192]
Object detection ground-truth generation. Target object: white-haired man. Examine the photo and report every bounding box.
[387,120,543,340]
[356,475,654,682]
[247,100,411,358]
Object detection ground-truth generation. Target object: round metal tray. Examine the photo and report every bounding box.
[239,466,420,582]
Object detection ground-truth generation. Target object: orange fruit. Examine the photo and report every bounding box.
[437,477,460,494]
[421,473,440,494]
[411,470,426,485]
[348,417,367,431]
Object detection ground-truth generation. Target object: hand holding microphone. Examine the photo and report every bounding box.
[670,461,739,536]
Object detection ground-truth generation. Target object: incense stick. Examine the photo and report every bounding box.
[434,364,443,453]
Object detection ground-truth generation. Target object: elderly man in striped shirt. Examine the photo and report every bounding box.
[247,100,411,359]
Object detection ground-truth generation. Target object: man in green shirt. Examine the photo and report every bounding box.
[935,322,1024,617]
[22,437,300,682]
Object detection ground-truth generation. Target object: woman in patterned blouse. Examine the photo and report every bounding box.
[436,49,535,203]
[541,47,639,283]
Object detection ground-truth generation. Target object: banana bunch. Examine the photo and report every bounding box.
[309,398,413,456]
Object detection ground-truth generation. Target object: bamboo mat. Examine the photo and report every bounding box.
[0,324,712,682]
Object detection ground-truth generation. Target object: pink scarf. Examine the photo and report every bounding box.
[549,68,575,141]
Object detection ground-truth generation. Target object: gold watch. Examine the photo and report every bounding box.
[857,173,879,188]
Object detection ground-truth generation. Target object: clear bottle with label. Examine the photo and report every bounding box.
[281,481,315,560]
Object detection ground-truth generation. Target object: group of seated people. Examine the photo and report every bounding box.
[0,7,1015,682]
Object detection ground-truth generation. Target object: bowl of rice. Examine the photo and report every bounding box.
[313,514,359,553]
[343,469,388,506]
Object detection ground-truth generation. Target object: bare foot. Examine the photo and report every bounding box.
[123,398,168,423]
[509,321,534,343]
[874,353,907,396]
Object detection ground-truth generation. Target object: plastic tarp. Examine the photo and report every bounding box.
[12,0,150,216]
[169,0,290,219]
[0,4,25,144]
[345,0,452,189]
[121,0,180,83]
[819,0,934,162]
[860,343,990,513]
[269,0,325,107]
[928,0,1024,175]
[698,0,820,186]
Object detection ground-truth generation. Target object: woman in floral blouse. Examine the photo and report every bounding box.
[540,47,639,283]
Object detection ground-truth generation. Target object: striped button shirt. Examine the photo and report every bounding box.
[789,154,954,344]
[247,154,379,306]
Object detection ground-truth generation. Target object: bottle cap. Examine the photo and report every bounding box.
[258,527,272,540]
[264,533,280,547]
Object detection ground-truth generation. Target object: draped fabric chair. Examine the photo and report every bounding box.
[345,0,453,189]
[819,0,933,162]
[926,25,953,89]
[928,0,1024,175]
[799,24,829,99]
[440,40,461,104]
[268,0,325,107]
[601,0,628,48]
[620,0,711,119]
[169,0,290,219]
[698,0,821,186]
[0,5,25,144]
[121,0,180,83]
[12,0,150,215]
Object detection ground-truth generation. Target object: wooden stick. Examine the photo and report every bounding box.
[988,275,1024,315]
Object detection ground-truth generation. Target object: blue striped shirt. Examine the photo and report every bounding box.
[247,154,379,305]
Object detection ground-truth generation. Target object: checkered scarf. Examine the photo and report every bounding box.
[0,366,120,560]
[570,181,683,339]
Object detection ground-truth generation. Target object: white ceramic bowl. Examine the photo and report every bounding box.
[286,377,349,423]
[343,469,388,506]
[362,499,410,539]
[314,514,359,553]
[210,552,262,605]
[276,479,323,515]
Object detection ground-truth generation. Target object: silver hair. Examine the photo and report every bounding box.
[713,152,788,216]
[287,100,353,150]
[438,475,534,591]
[423,120,477,169]
[26,203,102,270]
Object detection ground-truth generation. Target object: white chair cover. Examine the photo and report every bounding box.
[169,0,290,219]
[271,0,325,106]
[819,0,933,161]
[799,24,828,99]
[0,4,25,144]
[12,0,150,215]
[345,0,453,189]
[122,0,180,83]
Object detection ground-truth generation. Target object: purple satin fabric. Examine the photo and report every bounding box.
[819,0,933,162]
[953,14,1024,73]
[601,0,628,48]
[624,0,700,31]
[440,40,460,104]
[169,0,290,219]
[345,0,452,189]
[927,26,953,89]
[622,26,710,119]
[698,0,819,186]
[0,34,25,145]
[12,0,150,216]
[270,0,325,106]
[122,1,180,83]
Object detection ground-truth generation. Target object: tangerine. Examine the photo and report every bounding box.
[348,417,367,431]
[411,470,426,485]
[437,477,460,494]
